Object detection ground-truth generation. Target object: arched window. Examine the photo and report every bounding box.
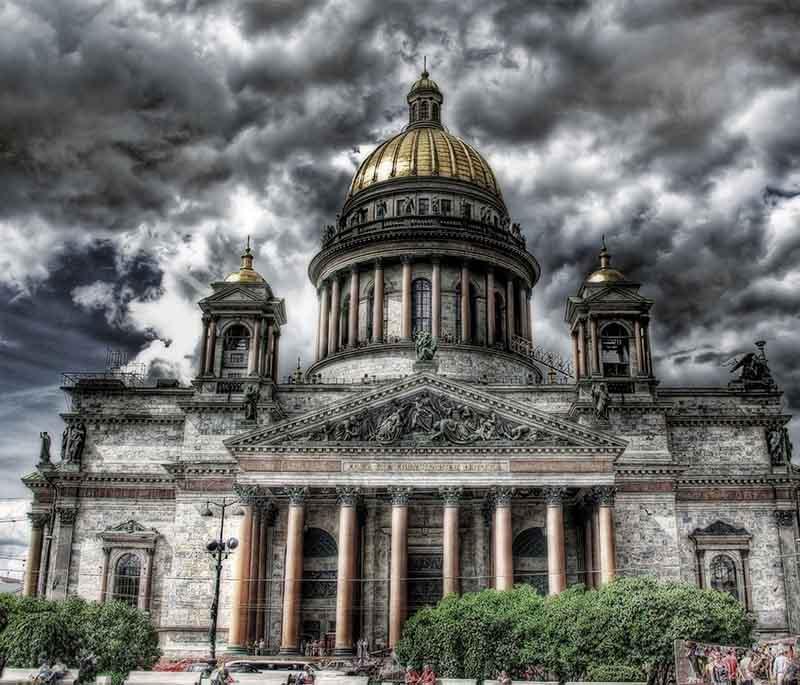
[455,282,478,343]
[376,202,386,219]
[494,292,506,345]
[420,101,429,120]
[222,324,250,376]
[340,295,350,347]
[113,553,141,607]
[600,322,631,377]
[710,555,739,601]
[366,286,374,341]
[432,103,439,122]
[412,278,432,335]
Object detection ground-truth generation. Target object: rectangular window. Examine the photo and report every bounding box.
[463,203,472,219]
[419,198,429,215]
[441,199,452,215]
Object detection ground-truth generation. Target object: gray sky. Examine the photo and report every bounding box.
[1,0,798,562]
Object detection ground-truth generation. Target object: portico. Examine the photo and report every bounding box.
[224,372,624,654]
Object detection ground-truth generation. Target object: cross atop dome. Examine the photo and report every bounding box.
[407,60,443,128]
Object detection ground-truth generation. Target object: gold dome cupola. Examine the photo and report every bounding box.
[407,61,443,129]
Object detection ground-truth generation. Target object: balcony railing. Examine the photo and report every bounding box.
[510,335,574,380]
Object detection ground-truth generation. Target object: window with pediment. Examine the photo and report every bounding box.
[100,520,159,612]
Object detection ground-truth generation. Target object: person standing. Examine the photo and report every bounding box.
[772,649,789,685]
[739,650,754,685]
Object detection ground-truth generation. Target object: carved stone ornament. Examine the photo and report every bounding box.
[64,421,87,466]
[389,486,412,506]
[108,519,151,534]
[591,486,616,506]
[284,486,308,505]
[28,512,50,530]
[774,510,795,528]
[243,385,260,422]
[288,390,557,447]
[415,330,438,361]
[591,382,610,422]
[235,484,270,507]
[439,486,463,505]
[492,486,515,506]
[336,486,361,507]
[766,426,793,466]
[544,486,568,505]
[57,507,78,525]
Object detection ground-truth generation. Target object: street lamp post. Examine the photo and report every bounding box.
[201,498,243,665]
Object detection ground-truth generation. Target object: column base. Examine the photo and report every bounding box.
[333,647,354,657]
[278,647,301,656]
[225,644,249,655]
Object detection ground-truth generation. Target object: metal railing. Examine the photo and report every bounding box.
[510,335,574,379]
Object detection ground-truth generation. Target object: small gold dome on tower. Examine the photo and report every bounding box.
[586,238,626,283]
[225,238,266,284]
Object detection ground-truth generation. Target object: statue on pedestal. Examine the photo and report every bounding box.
[243,385,260,421]
[591,382,610,422]
[414,330,438,361]
[38,432,51,466]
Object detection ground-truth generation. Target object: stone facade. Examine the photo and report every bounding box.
[21,70,800,658]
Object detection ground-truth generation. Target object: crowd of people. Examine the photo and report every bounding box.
[685,641,799,685]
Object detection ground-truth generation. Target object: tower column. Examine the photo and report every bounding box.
[246,506,262,641]
[335,488,360,655]
[460,262,470,343]
[372,260,384,343]
[271,332,280,383]
[247,318,260,376]
[525,289,533,342]
[23,513,47,597]
[204,317,218,375]
[572,331,581,381]
[431,259,441,339]
[633,319,643,376]
[441,487,462,597]
[280,487,307,655]
[319,283,330,359]
[315,289,323,361]
[263,324,274,377]
[348,266,359,348]
[388,487,411,647]
[198,316,210,377]
[401,257,412,340]
[595,487,617,584]
[329,276,341,354]
[486,269,496,347]
[577,320,587,378]
[545,487,567,594]
[505,278,515,347]
[590,316,600,375]
[493,488,514,590]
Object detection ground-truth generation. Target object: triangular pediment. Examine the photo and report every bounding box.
[201,285,266,304]
[584,285,647,303]
[226,373,627,454]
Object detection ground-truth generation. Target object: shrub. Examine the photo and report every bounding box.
[396,578,754,684]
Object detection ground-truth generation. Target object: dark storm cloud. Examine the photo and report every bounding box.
[1,0,799,498]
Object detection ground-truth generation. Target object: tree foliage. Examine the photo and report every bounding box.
[396,578,754,684]
[0,595,160,678]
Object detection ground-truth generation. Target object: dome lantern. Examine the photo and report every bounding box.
[225,236,266,284]
[407,60,443,128]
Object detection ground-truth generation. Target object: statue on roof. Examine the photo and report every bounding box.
[415,330,438,361]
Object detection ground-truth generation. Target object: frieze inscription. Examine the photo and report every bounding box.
[343,461,507,473]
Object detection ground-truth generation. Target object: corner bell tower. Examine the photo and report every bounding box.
[565,240,655,394]
[195,240,287,392]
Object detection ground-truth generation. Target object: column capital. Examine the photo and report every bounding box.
[28,512,50,530]
[336,486,361,507]
[401,255,413,265]
[388,486,412,506]
[491,486,515,507]
[591,486,616,506]
[202,314,212,324]
[374,257,384,267]
[57,507,77,526]
[774,510,795,528]
[284,486,309,505]
[439,486,463,505]
[544,486,568,505]
[431,256,441,265]
[349,264,359,274]
[235,484,271,507]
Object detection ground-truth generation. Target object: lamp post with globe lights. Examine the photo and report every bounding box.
[201,498,244,664]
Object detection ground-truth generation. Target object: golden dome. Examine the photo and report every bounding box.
[225,240,266,284]
[347,125,504,201]
[586,240,626,283]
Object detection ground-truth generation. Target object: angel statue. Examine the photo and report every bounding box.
[415,330,438,361]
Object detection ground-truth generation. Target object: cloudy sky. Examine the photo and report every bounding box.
[1,0,799,566]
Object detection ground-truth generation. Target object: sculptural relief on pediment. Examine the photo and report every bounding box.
[283,390,571,447]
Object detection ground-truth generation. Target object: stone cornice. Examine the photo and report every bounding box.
[677,473,799,486]
[59,411,185,425]
[666,414,791,427]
